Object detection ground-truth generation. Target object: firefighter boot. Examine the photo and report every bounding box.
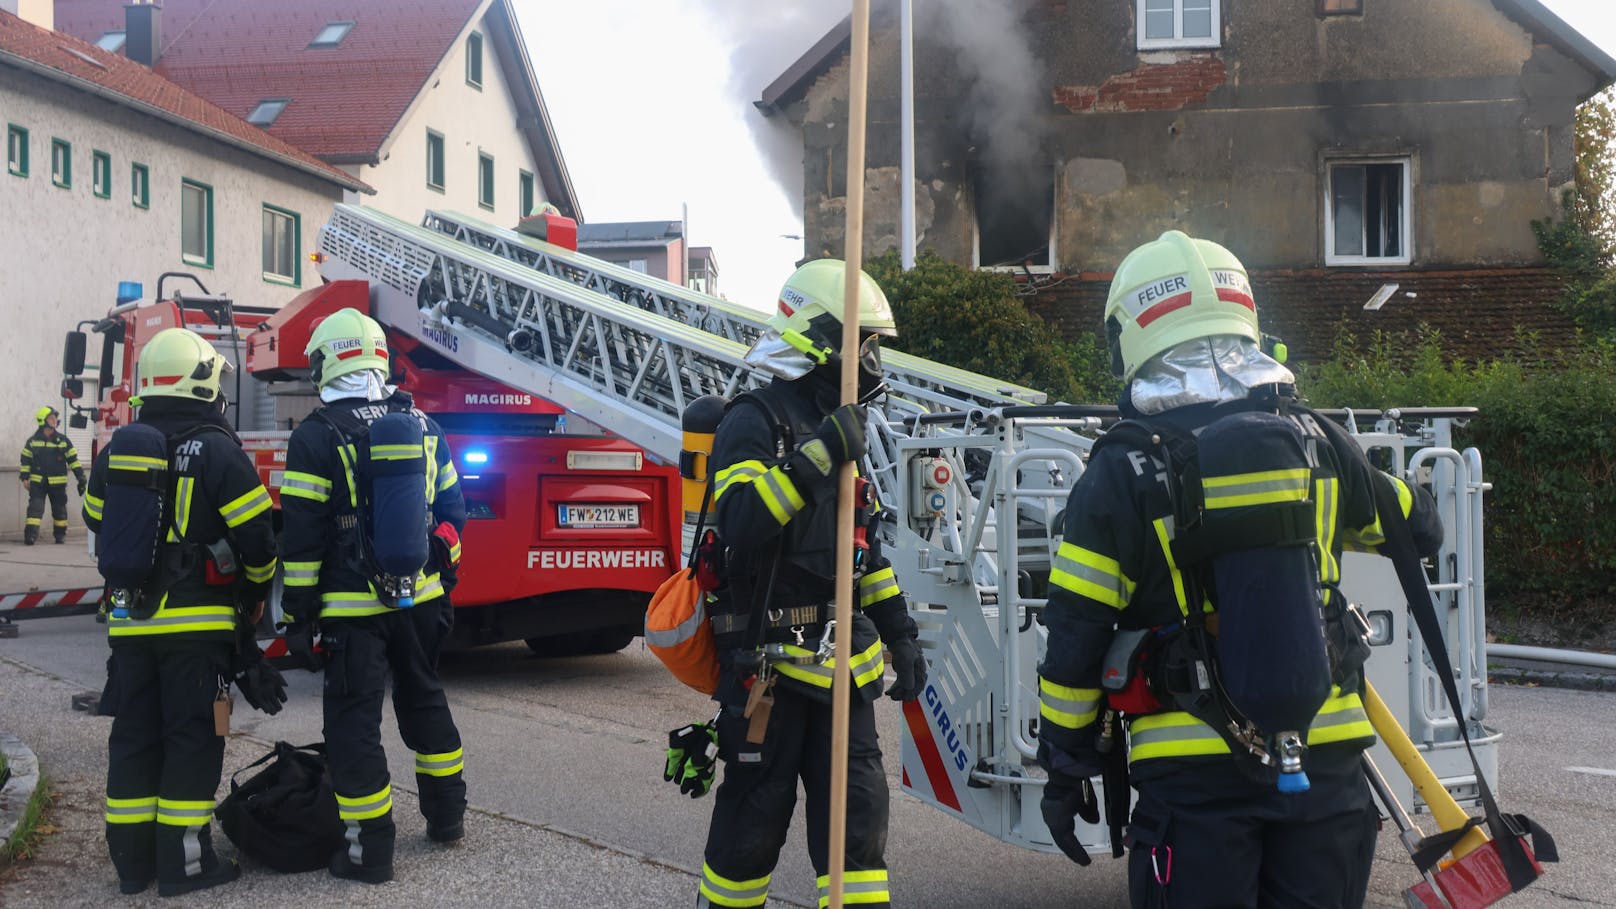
[330,850,394,885]
[427,818,464,843]
[156,858,239,897]
[23,526,36,546]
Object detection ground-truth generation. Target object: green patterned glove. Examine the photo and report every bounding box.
[664,722,719,799]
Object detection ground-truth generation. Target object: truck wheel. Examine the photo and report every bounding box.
[524,627,637,657]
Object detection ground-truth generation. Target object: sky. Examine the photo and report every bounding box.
[515,0,1616,315]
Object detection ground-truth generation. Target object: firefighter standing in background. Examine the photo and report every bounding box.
[20,404,85,544]
[695,260,926,909]
[1036,232,1444,907]
[278,308,468,885]
[83,328,278,896]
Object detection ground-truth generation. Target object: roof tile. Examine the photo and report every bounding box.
[0,9,365,190]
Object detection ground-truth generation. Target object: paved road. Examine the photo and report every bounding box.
[1,542,1613,906]
[3,610,1614,908]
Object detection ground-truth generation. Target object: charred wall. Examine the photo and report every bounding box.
[790,0,1597,272]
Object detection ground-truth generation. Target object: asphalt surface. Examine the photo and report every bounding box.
[1,541,1614,907]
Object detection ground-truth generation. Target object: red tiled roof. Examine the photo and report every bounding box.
[1026,267,1580,365]
[55,0,483,161]
[0,9,366,191]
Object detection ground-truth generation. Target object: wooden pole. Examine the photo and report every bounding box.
[829,2,871,906]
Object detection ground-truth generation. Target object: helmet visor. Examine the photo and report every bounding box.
[858,334,883,377]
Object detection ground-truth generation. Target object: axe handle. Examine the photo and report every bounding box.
[1363,681,1490,860]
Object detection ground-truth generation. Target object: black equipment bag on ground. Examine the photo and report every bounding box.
[217,741,344,872]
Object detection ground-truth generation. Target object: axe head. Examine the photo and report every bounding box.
[1406,837,1545,909]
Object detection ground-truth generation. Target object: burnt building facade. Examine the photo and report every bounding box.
[758,0,1614,362]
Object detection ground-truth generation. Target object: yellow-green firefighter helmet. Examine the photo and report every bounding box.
[768,258,897,355]
[34,405,58,426]
[305,307,389,388]
[132,328,230,406]
[1104,230,1260,381]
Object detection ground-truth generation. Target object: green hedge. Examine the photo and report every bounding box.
[1296,328,1616,621]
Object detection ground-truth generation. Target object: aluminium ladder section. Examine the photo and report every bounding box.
[316,205,1494,854]
[421,209,1047,410]
[879,407,1497,857]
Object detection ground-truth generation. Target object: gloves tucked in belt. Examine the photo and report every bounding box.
[664,721,719,799]
[235,661,288,715]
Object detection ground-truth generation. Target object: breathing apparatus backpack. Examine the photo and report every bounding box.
[1097,405,1337,792]
[317,407,433,609]
[97,424,173,620]
[97,423,230,620]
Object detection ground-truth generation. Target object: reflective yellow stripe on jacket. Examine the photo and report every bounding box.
[1048,541,1134,609]
[318,571,446,619]
[772,638,885,690]
[107,603,236,638]
[1127,688,1374,764]
[714,459,804,526]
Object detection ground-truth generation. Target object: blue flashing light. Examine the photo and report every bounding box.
[116,281,143,305]
[464,450,489,466]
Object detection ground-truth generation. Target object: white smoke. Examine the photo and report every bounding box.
[691,2,849,220]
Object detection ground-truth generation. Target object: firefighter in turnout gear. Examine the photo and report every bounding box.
[20,404,85,543]
[278,307,468,884]
[1036,232,1445,908]
[694,260,925,909]
[83,328,277,897]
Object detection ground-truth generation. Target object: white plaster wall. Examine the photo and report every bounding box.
[346,8,548,227]
[0,68,344,501]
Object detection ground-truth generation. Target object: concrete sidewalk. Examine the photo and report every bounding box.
[0,540,700,907]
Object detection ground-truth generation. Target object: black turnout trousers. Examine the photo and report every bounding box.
[104,638,233,886]
[701,679,890,907]
[1125,751,1380,909]
[319,598,466,868]
[25,482,68,539]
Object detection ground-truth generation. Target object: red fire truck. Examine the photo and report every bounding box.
[61,240,679,656]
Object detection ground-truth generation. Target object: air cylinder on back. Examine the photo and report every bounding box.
[366,412,431,608]
[1195,411,1331,792]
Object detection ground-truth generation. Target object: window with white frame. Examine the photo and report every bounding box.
[1325,158,1411,266]
[1138,0,1220,50]
[181,179,213,267]
[262,204,300,285]
[478,151,495,209]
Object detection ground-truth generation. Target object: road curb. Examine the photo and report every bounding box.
[1489,665,1616,693]
[0,731,44,864]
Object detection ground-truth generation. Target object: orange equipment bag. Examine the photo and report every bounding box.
[645,564,719,695]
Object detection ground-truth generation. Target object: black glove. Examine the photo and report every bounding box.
[77,476,87,496]
[884,635,927,702]
[664,722,719,799]
[283,619,323,672]
[1041,771,1100,867]
[790,404,868,480]
[235,661,288,715]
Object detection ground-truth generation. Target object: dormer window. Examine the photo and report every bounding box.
[247,99,289,127]
[1137,0,1220,50]
[309,21,354,49]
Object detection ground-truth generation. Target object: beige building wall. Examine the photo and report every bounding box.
[343,7,548,228]
[0,68,345,533]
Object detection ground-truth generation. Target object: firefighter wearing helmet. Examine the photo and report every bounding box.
[19,404,85,543]
[689,260,925,909]
[83,327,280,896]
[1036,232,1443,907]
[278,307,468,884]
